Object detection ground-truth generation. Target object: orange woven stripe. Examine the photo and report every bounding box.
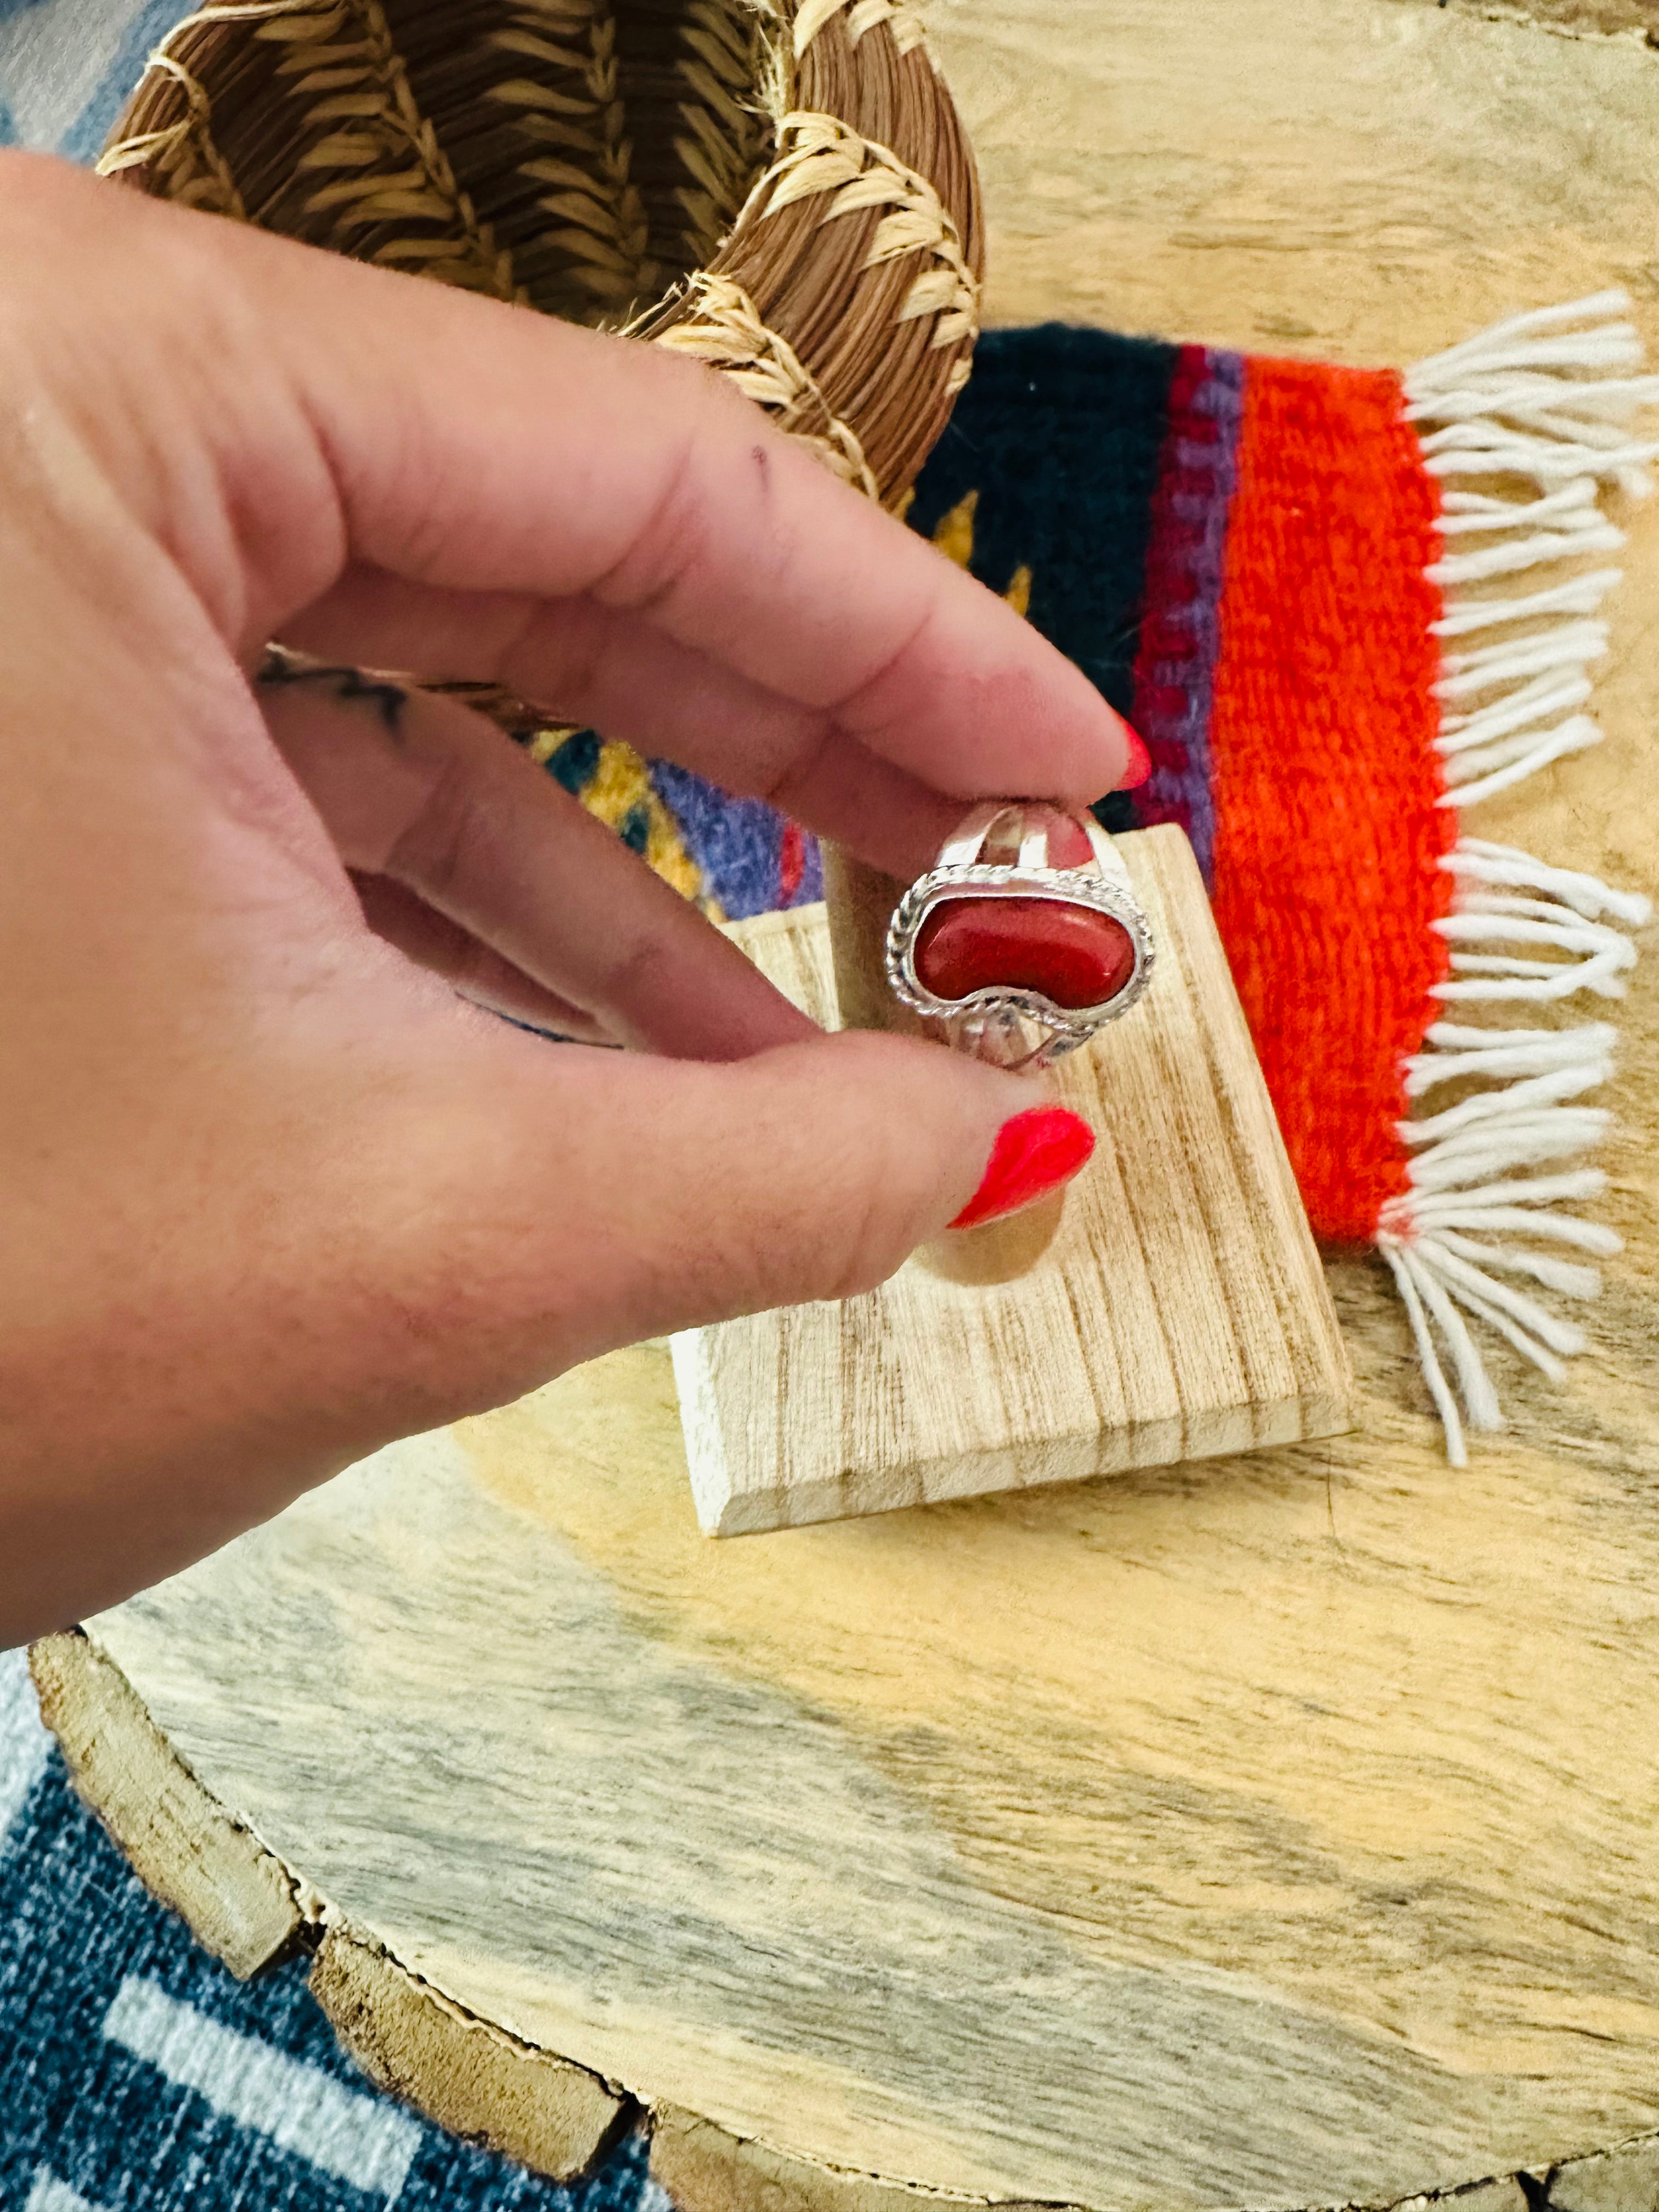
[1208,358,1454,1244]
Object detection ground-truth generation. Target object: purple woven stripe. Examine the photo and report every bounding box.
[648,758,823,919]
[1130,346,1244,885]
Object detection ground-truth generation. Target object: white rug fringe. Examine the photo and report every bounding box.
[1379,848,1647,1448]
[1381,294,1654,1454]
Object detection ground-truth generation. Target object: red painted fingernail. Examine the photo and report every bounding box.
[1118,724,1153,791]
[951,1106,1096,1230]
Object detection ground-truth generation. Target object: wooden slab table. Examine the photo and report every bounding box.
[35,3,1659,2207]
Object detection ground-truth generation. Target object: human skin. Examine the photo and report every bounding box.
[0,154,1133,1645]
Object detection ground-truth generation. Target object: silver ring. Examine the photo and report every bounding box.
[884,802,1155,1071]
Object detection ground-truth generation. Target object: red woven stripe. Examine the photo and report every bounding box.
[1207,358,1454,1244]
[778,820,806,907]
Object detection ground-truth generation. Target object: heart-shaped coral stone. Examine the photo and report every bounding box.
[913,896,1136,1011]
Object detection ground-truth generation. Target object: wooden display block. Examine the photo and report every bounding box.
[672,824,1352,1536]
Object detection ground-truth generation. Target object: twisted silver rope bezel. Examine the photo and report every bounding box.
[884,860,1156,1047]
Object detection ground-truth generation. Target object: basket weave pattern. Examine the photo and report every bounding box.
[99,0,983,502]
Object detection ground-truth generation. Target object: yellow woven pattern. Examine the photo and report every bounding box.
[930,489,1031,614]
[557,735,716,913]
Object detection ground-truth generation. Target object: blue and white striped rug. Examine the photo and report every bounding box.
[2,1649,663,2208]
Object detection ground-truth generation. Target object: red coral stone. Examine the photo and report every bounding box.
[913,896,1135,1011]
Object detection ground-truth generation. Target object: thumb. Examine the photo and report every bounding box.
[357,1024,1093,1418]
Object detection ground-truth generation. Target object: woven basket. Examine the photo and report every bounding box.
[99,0,983,506]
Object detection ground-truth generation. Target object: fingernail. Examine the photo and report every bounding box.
[1119,724,1153,791]
[951,1106,1096,1230]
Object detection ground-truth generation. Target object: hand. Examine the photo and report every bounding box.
[0,154,1135,1643]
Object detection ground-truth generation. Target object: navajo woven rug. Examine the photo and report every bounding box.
[524,312,1654,1465]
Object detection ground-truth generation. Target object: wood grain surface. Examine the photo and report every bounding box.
[55,2,1659,2206]
[675,829,1351,1534]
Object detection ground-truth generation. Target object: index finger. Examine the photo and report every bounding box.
[223,208,1135,806]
